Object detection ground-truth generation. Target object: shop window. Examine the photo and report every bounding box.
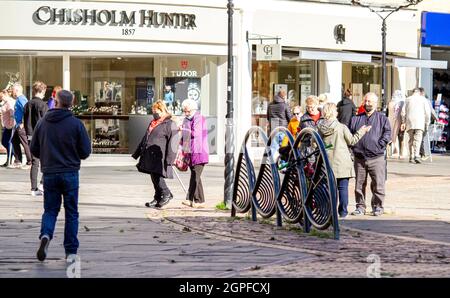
[0,55,62,100]
[251,59,313,135]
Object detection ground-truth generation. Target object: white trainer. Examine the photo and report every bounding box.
[31,189,44,197]
[38,184,44,192]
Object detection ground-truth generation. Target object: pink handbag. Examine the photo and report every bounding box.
[174,147,190,172]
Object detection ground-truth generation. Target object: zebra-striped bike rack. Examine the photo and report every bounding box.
[231,127,340,240]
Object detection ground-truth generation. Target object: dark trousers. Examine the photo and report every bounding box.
[337,178,349,217]
[40,172,79,255]
[30,155,42,190]
[1,128,13,164]
[150,173,170,201]
[354,156,386,211]
[187,164,205,203]
[11,126,31,164]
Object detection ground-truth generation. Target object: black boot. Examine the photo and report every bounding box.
[156,193,173,208]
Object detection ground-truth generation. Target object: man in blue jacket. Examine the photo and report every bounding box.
[350,92,391,216]
[11,83,32,168]
[30,90,91,262]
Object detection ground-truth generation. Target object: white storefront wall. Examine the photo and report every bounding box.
[0,0,420,159]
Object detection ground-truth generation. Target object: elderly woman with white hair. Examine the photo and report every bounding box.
[180,99,209,208]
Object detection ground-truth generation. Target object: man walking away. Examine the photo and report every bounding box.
[401,88,431,164]
[30,90,91,262]
[24,81,48,196]
[350,92,391,216]
[11,83,32,168]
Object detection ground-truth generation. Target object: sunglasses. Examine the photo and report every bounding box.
[293,113,300,115]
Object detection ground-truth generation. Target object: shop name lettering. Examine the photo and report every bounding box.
[32,6,197,29]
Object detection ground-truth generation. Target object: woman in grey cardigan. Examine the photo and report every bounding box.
[318,103,371,218]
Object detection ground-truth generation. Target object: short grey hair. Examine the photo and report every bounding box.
[57,90,74,108]
[181,99,198,111]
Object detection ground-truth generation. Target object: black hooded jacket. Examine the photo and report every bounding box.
[267,95,292,132]
[30,109,91,174]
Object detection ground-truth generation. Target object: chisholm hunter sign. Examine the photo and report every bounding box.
[32,6,197,29]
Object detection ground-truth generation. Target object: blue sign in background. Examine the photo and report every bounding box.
[422,12,450,47]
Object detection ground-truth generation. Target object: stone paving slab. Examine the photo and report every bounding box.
[1,154,450,278]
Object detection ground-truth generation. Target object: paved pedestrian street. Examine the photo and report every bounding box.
[1,154,450,277]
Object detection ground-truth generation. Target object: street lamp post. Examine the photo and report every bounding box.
[351,0,423,114]
[224,0,235,207]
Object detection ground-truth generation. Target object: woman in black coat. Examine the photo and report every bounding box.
[132,100,179,208]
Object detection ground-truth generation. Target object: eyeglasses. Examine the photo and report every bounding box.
[293,113,300,115]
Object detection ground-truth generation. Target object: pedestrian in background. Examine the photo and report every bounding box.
[350,92,391,217]
[132,100,179,209]
[401,88,431,164]
[24,81,48,196]
[418,87,437,161]
[318,93,328,112]
[47,85,62,110]
[11,83,32,169]
[281,105,302,147]
[387,90,406,158]
[267,89,292,157]
[300,95,323,130]
[0,90,15,167]
[318,103,371,218]
[180,99,209,208]
[337,89,356,128]
[30,90,91,261]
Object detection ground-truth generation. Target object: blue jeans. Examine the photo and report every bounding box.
[40,172,80,255]
[337,178,349,217]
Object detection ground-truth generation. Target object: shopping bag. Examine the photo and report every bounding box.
[174,147,190,172]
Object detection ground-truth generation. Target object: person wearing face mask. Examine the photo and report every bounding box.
[349,92,391,217]
[179,99,209,208]
[132,100,179,208]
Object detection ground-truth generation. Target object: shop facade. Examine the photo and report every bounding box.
[0,0,422,159]
[247,0,419,136]
[0,0,231,159]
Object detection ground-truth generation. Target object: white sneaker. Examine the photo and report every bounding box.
[31,190,43,197]
[38,184,44,192]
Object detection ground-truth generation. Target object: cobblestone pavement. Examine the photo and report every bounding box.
[0,154,450,277]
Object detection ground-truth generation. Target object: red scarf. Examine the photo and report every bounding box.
[148,116,166,134]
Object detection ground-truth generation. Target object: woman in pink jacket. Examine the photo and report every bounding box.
[180,99,209,208]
